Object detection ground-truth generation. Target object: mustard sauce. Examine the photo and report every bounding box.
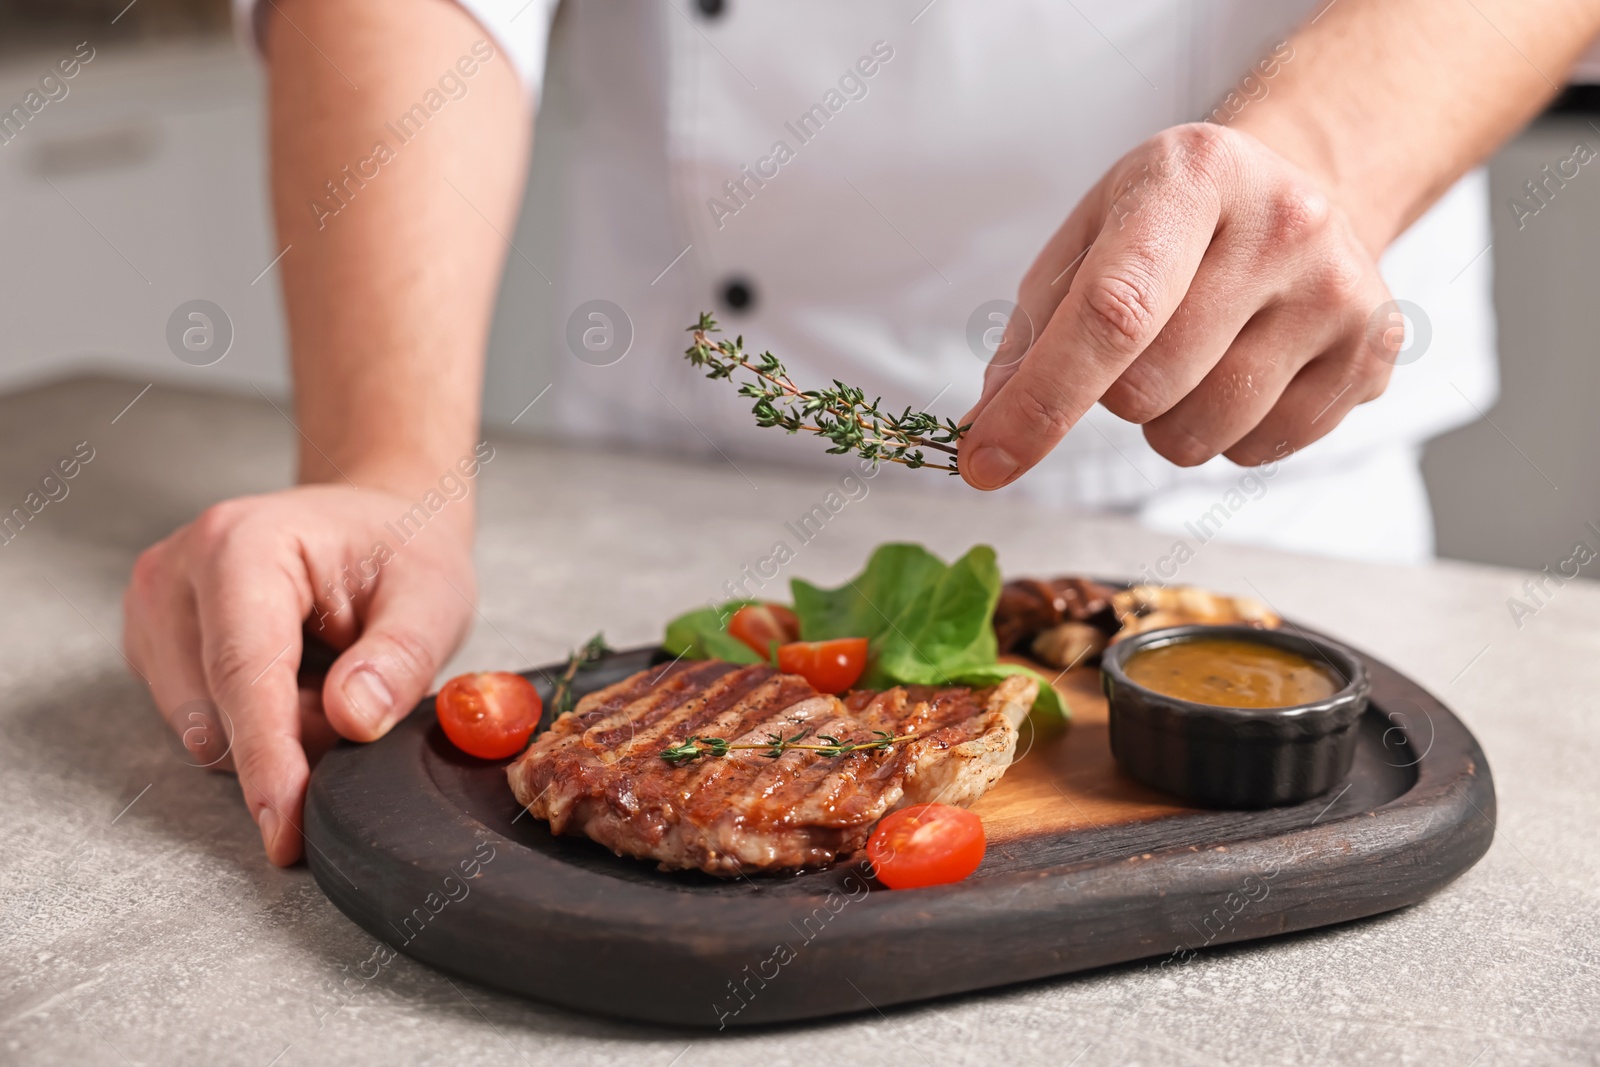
[1124,638,1339,709]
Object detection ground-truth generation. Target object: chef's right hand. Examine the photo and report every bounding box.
[123,484,476,865]
[959,123,1394,487]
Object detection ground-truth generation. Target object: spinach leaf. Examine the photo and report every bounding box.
[789,543,948,647]
[945,663,1065,719]
[791,543,1066,720]
[792,544,999,688]
[660,544,1069,720]
[662,601,764,664]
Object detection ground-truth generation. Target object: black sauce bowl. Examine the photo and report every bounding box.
[1101,624,1370,809]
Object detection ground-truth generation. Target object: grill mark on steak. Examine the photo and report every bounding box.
[576,660,742,744]
[508,662,1036,875]
[701,686,985,829]
[637,672,840,827]
[581,662,768,754]
[663,670,817,755]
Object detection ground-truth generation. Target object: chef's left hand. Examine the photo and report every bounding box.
[960,123,1398,490]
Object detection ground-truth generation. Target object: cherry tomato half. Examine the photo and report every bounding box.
[866,803,987,889]
[436,671,543,760]
[775,637,868,694]
[728,603,801,659]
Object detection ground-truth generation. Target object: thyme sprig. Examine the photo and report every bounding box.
[684,313,968,473]
[660,727,917,765]
[548,632,615,718]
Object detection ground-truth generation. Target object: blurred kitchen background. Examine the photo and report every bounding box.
[1,0,1597,575]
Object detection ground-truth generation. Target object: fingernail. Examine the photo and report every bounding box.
[343,667,395,737]
[257,807,282,855]
[965,444,1020,490]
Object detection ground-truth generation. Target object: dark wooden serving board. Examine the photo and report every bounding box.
[303,633,1494,1029]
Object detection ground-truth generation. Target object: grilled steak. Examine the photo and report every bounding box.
[507,660,1036,876]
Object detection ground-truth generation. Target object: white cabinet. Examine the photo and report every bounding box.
[0,40,290,396]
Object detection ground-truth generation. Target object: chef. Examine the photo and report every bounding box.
[123,0,1600,862]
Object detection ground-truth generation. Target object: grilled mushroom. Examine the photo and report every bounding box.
[1030,621,1108,670]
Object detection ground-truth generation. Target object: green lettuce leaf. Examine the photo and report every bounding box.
[946,663,1065,719]
[661,601,764,664]
[792,544,1000,688]
[791,543,1065,720]
[660,544,1069,720]
[790,543,949,648]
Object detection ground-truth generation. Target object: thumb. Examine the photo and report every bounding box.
[962,318,1034,427]
[322,570,471,742]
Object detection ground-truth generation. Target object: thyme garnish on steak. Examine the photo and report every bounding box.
[660,727,917,765]
[684,313,968,472]
[548,632,614,718]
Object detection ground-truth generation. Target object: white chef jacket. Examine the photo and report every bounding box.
[238,0,1499,565]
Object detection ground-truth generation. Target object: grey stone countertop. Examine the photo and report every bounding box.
[1,377,1596,1066]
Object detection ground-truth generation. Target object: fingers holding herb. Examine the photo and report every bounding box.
[685,314,967,472]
